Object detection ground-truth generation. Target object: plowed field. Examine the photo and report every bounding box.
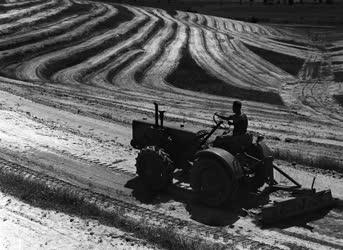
[0,0,343,249]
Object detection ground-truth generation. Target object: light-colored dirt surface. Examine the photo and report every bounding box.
[0,191,156,249]
[0,0,343,249]
[0,87,342,249]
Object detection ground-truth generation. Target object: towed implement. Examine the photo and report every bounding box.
[130,103,335,224]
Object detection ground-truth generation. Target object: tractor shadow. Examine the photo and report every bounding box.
[126,173,339,229]
[260,198,342,230]
[125,177,173,204]
[125,170,270,227]
[259,207,333,231]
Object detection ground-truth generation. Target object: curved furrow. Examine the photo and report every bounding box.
[195,12,206,26]
[205,30,276,90]
[0,0,91,39]
[0,0,42,9]
[173,10,186,20]
[93,9,162,87]
[187,27,284,104]
[0,0,71,37]
[52,6,148,85]
[221,17,269,36]
[141,9,187,90]
[111,9,173,88]
[180,11,196,24]
[180,10,306,62]
[226,36,295,84]
[0,0,46,21]
[0,1,95,51]
[229,38,295,83]
[189,26,252,90]
[34,4,135,82]
[204,14,215,29]
[240,36,310,70]
[7,3,124,81]
[133,9,179,85]
[215,18,230,35]
[330,38,343,81]
[0,0,51,22]
[140,13,286,110]
[0,0,64,35]
[87,50,144,88]
[0,2,108,76]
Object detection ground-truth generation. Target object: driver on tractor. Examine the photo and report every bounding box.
[213,101,251,154]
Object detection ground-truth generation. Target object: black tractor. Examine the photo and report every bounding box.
[131,103,274,207]
[130,103,335,223]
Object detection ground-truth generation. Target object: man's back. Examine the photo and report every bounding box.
[230,113,248,136]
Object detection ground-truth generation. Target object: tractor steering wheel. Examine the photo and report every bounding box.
[213,113,230,130]
[196,113,230,145]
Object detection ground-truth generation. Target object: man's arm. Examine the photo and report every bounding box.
[215,113,234,125]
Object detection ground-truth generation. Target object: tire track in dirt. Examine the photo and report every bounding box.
[0,125,342,250]
[0,156,272,249]
[285,33,343,123]
[1,149,343,249]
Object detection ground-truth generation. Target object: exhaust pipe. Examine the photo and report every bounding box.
[154,102,159,127]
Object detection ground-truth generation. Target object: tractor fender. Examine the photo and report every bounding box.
[256,140,273,158]
[195,147,244,180]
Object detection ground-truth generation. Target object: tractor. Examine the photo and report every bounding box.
[130,103,335,223]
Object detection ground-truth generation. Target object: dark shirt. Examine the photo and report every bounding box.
[228,113,248,136]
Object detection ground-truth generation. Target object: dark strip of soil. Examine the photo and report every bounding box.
[0,0,44,12]
[134,21,178,83]
[329,46,343,52]
[333,94,343,106]
[272,38,310,48]
[0,2,93,51]
[105,18,166,83]
[0,0,61,34]
[166,45,284,105]
[244,43,304,76]
[36,5,135,80]
[334,72,343,82]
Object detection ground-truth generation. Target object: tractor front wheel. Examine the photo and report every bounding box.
[190,157,236,207]
[136,146,173,191]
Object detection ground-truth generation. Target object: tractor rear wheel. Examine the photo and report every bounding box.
[251,142,273,190]
[136,146,173,191]
[190,157,236,207]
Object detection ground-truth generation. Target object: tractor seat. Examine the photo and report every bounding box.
[213,133,253,155]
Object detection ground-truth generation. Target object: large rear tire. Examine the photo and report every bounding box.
[136,146,173,191]
[251,142,273,189]
[190,157,236,207]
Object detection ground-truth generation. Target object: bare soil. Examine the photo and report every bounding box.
[0,0,343,249]
[0,190,157,249]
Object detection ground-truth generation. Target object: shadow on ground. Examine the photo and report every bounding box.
[125,172,270,227]
[126,171,338,229]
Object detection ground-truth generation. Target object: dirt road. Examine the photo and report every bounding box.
[0,86,342,249]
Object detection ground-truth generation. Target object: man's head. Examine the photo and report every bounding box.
[232,101,242,114]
